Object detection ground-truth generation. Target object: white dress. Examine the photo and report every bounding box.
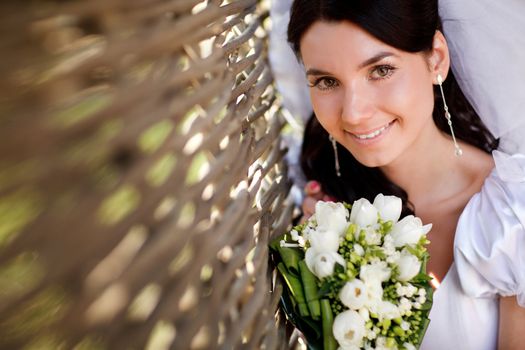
[421,151,525,350]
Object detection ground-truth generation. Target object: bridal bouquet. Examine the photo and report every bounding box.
[270,194,434,350]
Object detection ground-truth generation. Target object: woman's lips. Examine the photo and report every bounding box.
[347,120,395,144]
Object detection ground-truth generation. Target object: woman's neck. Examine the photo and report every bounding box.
[380,124,468,209]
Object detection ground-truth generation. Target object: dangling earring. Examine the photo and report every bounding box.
[329,135,342,177]
[437,74,463,156]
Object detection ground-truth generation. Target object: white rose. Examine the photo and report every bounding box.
[393,250,421,282]
[373,194,402,223]
[332,310,366,348]
[359,261,391,284]
[305,249,345,279]
[315,201,349,236]
[390,215,432,247]
[350,198,378,228]
[308,229,340,252]
[340,279,368,310]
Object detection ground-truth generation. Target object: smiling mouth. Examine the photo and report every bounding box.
[349,120,395,140]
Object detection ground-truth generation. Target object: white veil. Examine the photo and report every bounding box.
[269,0,525,153]
[439,0,525,153]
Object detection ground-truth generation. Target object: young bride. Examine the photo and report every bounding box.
[273,0,525,348]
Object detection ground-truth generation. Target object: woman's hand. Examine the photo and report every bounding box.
[300,181,335,222]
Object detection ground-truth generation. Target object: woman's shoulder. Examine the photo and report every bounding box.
[466,150,525,208]
[453,150,525,306]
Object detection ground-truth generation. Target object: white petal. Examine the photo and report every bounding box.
[340,279,368,310]
[332,310,366,348]
[309,229,340,252]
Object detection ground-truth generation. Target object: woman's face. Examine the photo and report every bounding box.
[300,20,440,168]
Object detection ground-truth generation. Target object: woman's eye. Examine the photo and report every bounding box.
[310,77,339,91]
[369,65,396,80]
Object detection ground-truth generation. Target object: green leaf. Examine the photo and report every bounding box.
[277,263,309,317]
[278,246,302,276]
[279,285,323,349]
[299,260,321,320]
[318,280,332,298]
[334,262,345,275]
[269,233,285,252]
[420,299,433,310]
[411,272,432,283]
[416,317,431,347]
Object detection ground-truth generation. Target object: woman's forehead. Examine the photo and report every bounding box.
[300,20,403,70]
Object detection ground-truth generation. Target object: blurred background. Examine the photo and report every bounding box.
[0,0,300,348]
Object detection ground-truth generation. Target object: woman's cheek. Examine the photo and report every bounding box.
[311,91,341,130]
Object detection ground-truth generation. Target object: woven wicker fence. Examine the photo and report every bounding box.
[0,0,294,349]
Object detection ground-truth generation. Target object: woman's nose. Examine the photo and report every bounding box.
[341,87,374,126]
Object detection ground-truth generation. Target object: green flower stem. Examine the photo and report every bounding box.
[298,260,321,319]
[320,299,338,350]
[277,263,309,316]
[277,246,302,275]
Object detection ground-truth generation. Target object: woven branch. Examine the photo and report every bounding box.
[0,1,293,349]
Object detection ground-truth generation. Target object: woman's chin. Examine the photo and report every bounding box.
[351,150,398,168]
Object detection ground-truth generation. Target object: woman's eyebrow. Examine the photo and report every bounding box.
[357,51,398,69]
[305,68,332,77]
[305,52,398,77]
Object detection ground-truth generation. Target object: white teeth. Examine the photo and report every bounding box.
[354,123,390,140]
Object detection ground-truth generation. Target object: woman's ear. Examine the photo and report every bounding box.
[429,30,451,84]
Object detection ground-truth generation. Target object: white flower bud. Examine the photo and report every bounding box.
[305,249,346,279]
[403,342,417,350]
[354,243,365,256]
[359,261,391,284]
[315,201,349,236]
[359,307,370,321]
[364,227,382,245]
[350,198,378,228]
[373,300,401,321]
[390,215,432,247]
[373,194,402,224]
[366,330,377,340]
[406,284,417,296]
[392,250,421,282]
[309,229,340,252]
